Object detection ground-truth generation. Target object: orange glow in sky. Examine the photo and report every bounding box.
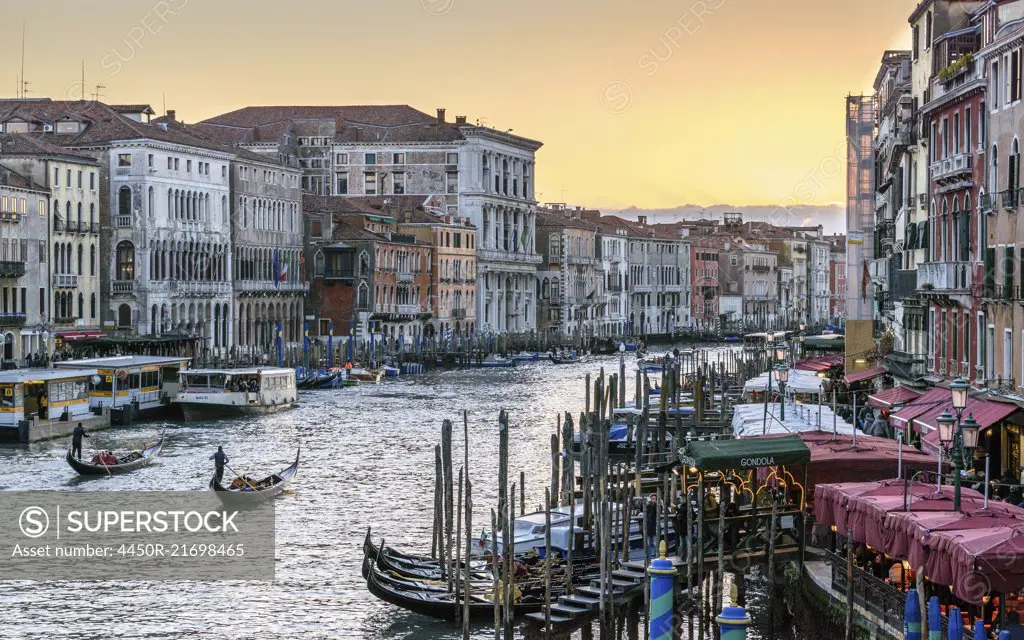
[3,0,915,209]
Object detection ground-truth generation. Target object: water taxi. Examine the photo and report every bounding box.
[54,355,191,422]
[175,367,297,421]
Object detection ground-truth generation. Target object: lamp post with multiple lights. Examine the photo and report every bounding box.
[774,364,789,421]
[936,377,981,512]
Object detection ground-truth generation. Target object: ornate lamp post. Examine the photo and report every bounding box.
[774,364,789,421]
[774,343,789,368]
[937,377,980,512]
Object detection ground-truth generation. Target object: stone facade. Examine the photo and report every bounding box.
[535,206,600,337]
[0,168,49,360]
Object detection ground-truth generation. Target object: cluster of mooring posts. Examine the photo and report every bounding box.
[366,346,813,639]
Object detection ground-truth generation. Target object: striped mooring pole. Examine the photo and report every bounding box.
[648,541,677,640]
[716,604,752,640]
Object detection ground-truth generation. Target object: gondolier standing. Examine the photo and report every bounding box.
[644,493,659,557]
[211,446,229,483]
[71,422,88,460]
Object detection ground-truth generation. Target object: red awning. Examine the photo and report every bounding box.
[867,386,920,409]
[844,366,886,385]
[914,394,1018,435]
[795,355,843,372]
[57,330,104,342]
[889,387,950,425]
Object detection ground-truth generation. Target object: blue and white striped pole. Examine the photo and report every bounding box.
[647,541,676,640]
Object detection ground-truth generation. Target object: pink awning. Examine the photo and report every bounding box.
[844,365,886,385]
[867,386,920,410]
[889,387,950,426]
[915,395,1018,436]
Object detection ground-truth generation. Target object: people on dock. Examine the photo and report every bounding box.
[211,446,229,483]
[71,422,88,460]
[38,390,48,419]
[644,493,658,557]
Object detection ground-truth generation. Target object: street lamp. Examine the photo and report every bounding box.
[774,343,789,365]
[774,364,789,421]
[938,378,980,512]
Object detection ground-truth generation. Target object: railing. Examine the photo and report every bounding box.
[567,255,598,265]
[54,274,79,288]
[0,313,25,328]
[478,248,543,264]
[930,153,972,180]
[0,261,26,278]
[53,218,63,232]
[823,549,907,634]
[170,281,231,295]
[323,269,354,280]
[980,193,995,213]
[1004,189,1020,210]
[112,281,135,294]
[397,271,414,283]
[607,283,624,292]
[451,308,466,319]
[116,215,132,228]
[916,261,972,293]
[234,281,309,293]
[65,221,79,233]
[89,222,99,234]
[373,304,421,316]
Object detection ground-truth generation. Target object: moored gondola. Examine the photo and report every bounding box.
[210,448,299,501]
[365,552,544,621]
[548,353,580,365]
[65,431,166,475]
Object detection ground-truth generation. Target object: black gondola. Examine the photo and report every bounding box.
[210,448,300,501]
[362,531,490,581]
[365,552,544,621]
[548,353,580,365]
[65,431,165,475]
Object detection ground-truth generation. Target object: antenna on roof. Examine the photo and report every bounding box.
[93,84,106,102]
[19,23,26,99]
[162,92,166,116]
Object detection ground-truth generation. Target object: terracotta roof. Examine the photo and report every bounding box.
[0,100,234,154]
[304,195,381,216]
[331,220,381,242]
[0,133,97,161]
[109,105,155,115]
[198,105,466,145]
[0,166,46,192]
[535,207,599,231]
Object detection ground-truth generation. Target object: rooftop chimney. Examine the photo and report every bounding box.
[637,215,647,226]
[166,109,176,122]
[436,108,446,124]
[455,115,467,124]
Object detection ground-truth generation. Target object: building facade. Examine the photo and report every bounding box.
[0,167,49,361]
[535,206,600,337]
[690,241,721,331]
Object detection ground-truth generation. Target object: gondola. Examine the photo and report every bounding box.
[65,431,166,475]
[365,553,544,621]
[362,530,490,581]
[209,448,300,500]
[548,353,580,365]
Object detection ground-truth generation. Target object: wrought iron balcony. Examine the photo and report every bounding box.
[0,261,26,278]
[0,313,26,328]
[451,308,467,319]
[1003,189,1019,210]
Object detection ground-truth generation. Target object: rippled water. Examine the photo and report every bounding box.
[0,351,807,639]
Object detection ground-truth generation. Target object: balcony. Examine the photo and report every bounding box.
[323,268,354,281]
[397,271,414,283]
[0,261,26,278]
[116,215,132,228]
[868,258,888,285]
[89,222,99,234]
[373,303,421,317]
[980,193,995,214]
[53,218,64,233]
[53,274,79,288]
[170,281,231,296]
[234,280,309,293]
[607,282,623,292]
[478,248,543,265]
[112,281,135,295]
[567,255,598,266]
[0,313,26,328]
[451,308,467,319]
[1003,189,1019,210]
[916,261,972,294]
[752,265,770,274]
[65,221,79,233]
[930,153,972,181]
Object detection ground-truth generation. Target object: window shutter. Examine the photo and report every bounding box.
[919,220,930,250]
[960,211,970,261]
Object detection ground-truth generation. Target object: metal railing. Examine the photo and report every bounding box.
[1004,189,1019,210]
[0,313,26,328]
[0,261,26,278]
[823,549,907,633]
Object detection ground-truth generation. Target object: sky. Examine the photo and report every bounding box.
[3,0,916,212]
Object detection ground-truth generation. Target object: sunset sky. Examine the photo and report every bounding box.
[3,0,916,210]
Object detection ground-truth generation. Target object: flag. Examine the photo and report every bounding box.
[520,227,529,252]
[273,249,280,289]
[861,262,869,299]
[279,255,288,283]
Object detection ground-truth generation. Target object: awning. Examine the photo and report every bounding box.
[57,330,105,342]
[678,435,810,471]
[889,387,950,425]
[867,386,920,409]
[914,394,1018,435]
[844,365,886,385]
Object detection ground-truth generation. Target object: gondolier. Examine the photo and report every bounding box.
[71,422,88,460]
[211,446,229,483]
[644,493,659,557]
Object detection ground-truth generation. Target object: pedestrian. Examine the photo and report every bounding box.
[71,422,88,460]
[39,390,48,420]
[644,493,659,558]
[211,446,229,484]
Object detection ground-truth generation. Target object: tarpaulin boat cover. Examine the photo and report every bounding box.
[678,435,810,471]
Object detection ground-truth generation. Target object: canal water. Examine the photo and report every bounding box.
[0,352,807,639]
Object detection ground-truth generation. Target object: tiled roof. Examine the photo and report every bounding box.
[0,166,46,192]
[198,105,466,145]
[331,220,381,242]
[535,207,599,231]
[0,133,97,161]
[0,100,233,154]
[303,195,381,217]
[109,105,155,115]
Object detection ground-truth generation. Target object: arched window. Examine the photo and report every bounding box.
[90,244,96,276]
[1012,139,1021,196]
[991,145,999,197]
[357,282,369,309]
[77,245,83,275]
[148,186,155,217]
[78,293,84,319]
[90,293,96,319]
[116,241,136,280]
[359,251,370,277]
[76,202,83,228]
[314,251,325,277]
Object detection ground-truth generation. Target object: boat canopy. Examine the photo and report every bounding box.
[678,435,810,471]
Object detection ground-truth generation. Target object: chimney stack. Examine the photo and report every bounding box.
[637,215,647,226]
[455,115,467,124]
[166,109,176,122]
[436,108,446,124]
